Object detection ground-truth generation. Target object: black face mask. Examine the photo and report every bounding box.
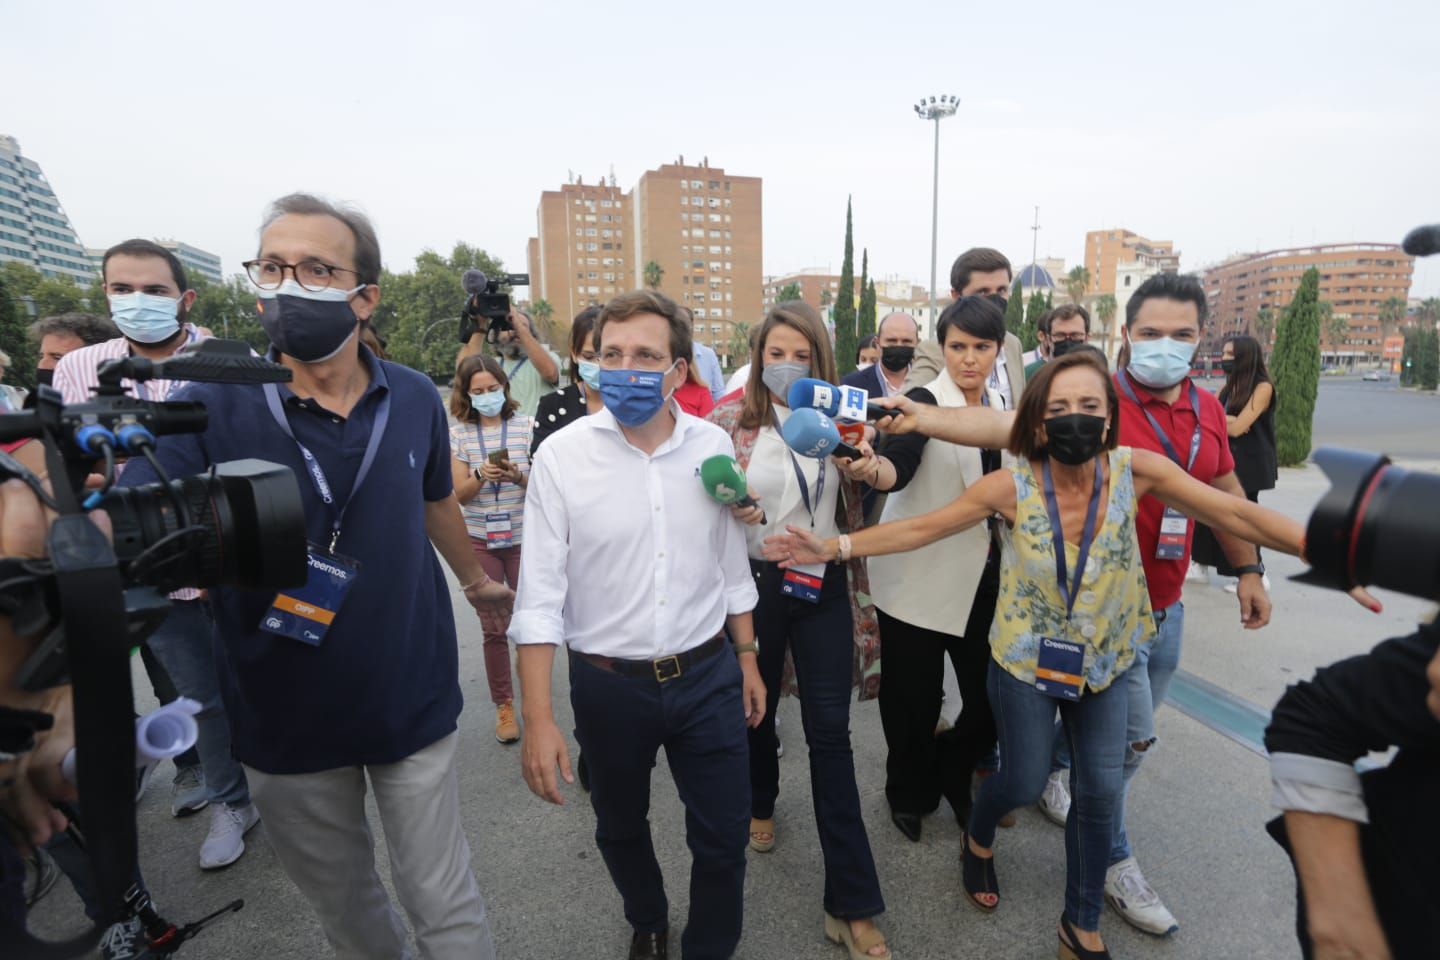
[1043,413,1108,466]
[34,367,55,386]
[257,290,361,363]
[985,293,1007,312]
[880,345,915,372]
[1051,339,1083,359]
[1220,359,1235,375]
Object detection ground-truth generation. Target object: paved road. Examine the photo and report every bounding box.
[27,377,1438,959]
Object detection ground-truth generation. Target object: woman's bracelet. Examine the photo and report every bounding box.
[836,534,853,562]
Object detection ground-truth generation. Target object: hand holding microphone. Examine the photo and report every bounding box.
[700,455,766,526]
[780,408,862,461]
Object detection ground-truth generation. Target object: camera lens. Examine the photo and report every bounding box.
[1303,447,1440,600]
[100,459,308,593]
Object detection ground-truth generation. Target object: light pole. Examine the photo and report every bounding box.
[914,94,959,328]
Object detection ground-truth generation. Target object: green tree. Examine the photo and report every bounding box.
[1378,296,1406,341]
[1400,329,1418,386]
[1253,306,1276,347]
[530,298,556,347]
[371,242,508,378]
[1063,265,1091,305]
[0,274,38,391]
[857,252,877,341]
[1319,301,1350,363]
[1093,293,1118,357]
[834,198,857,375]
[1271,267,1323,465]
[727,320,751,371]
[1021,289,1047,352]
[775,282,802,303]
[1003,277,1025,344]
[1418,325,1440,391]
[186,275,267,351]
[643,260,664,290]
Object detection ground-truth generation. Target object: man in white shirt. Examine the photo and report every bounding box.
[512,289,764,960]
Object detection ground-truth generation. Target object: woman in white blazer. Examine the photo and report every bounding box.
[841,296,1010,844]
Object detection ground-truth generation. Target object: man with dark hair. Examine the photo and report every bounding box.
[1025,304,1092,379]
[514,288,764,960]
[908,247,1026,409]
[120,193,512,959]
[31,313,119,378]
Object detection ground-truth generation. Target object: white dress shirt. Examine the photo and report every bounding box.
[742,406,842,560]
[510,403,758,660]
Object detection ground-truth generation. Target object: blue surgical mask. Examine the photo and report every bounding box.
[576,359,601,390]
[599,362,678,427]
[470,392,506,417]
[1127,336,1197,389]
[110,292,181,344]
[256,278,366,363]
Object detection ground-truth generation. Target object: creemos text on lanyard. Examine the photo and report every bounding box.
[110,291,182,344]
[256,278,367,363]
[598,362,677,426]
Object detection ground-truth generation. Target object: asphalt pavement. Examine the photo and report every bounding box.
[27,377,1439,959]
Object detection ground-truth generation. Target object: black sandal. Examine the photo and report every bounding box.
[959,830,999,913]
[1058,913,1110,959]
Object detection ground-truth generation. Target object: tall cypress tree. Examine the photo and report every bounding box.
[1003,277,1025,343]
[834,198,857,375]
[857,248,877,340]
[1272,267,1322,465]
[1021,289,1047,352]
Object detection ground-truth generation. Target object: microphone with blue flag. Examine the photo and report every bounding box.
[786,378,889,422]
[781,407,862,461]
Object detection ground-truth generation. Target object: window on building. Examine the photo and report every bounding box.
[708,180,719,189]
[711,292,722,301]
[680,196,688,205]
[695,308,706,318]
[691,180,703,188]
[710,323,722,334]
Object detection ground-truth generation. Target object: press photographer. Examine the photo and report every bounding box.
[1265,448,1440,960]
[124,192,510,959]
[457,270,558,417]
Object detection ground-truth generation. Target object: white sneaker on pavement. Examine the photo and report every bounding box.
[1037,770,1070,826]
[199,802,260,870]
[1184,562,1209,583]
[170,765,209,817]
[100,915,150,960]
[1105,855,1179,936]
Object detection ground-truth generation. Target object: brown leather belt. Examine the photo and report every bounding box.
[572,634,727,683]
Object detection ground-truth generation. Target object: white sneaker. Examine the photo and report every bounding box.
[199,802,259,870]
[1037,770,1070,826]
[1226,573,1273,593]
[170,765,209,817]
[1105,856,1179,936]
[1184,563,1209,583]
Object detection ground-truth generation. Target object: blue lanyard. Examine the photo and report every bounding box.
[1041,456,1104,619]
[506,356,529,379]
[474,417,509,503]
[787,451,826,528]
[1117,370,1201,471]
[262,382,391,553]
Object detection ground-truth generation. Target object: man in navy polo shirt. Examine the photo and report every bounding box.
[120,193,511,960]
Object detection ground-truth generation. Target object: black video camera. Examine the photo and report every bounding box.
[0,339,308,945]
[1299,447,1438,601]
[459,269,531,343]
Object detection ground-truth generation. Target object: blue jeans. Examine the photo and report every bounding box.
[145,600,249,807]
[1050,600,1185,865]
[972,661,1128,930]
[571,647,750,960]
[750,561,885,921]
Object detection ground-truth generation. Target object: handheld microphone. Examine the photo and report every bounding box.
[781,408,862,461]
[700,455,766,525]
[787,378,890,422]
[1401,224,1440,257]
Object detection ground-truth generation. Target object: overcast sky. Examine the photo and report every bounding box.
[5,0,1437,298]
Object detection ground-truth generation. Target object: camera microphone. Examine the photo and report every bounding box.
[1401,224,1440,257]
[462,269,490,296]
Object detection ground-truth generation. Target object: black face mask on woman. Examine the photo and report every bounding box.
[1220,359,1235,375]
[1043,413,1108,465]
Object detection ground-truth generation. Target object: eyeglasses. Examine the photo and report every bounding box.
[599,348,673,371]
[243,258,359,292]
[1051,333,1088,344]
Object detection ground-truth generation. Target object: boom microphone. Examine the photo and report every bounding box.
[781,408,861,460]
[699,455,766,525]
[462,269,490,295]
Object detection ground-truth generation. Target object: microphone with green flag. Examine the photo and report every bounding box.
[700,454,766,525]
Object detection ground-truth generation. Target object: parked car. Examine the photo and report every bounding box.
[1362,369,1392,382]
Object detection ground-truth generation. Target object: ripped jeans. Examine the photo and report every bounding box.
[1050,600,1184,865]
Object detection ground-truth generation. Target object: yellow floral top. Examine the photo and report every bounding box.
[990,447,1156,693]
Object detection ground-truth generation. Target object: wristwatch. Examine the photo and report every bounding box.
[1233,563,1266,578]
[733,641,759,656]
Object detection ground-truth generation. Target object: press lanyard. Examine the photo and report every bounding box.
[1041,457,1104,619]
[1117,370,1201,472]
[263,382,391,553]
[788,451,826,528]
[474,417,509,503]
[506,357,529,380]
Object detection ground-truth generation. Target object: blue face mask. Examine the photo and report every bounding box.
[470,392,506,417]
[1127,336,1198,389]
[110,292,181,344]
[576,359,601,390]
[599,362,677,427]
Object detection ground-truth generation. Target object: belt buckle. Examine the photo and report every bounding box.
[653,655,682,683]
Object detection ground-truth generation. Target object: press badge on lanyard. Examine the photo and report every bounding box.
[1034,457,1103,701]
[475,420,513,548]
[257,382,390,644]
[1117,372,1202,561]
[780,451,827,603]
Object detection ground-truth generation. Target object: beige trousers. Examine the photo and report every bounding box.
[245,733,494,960]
